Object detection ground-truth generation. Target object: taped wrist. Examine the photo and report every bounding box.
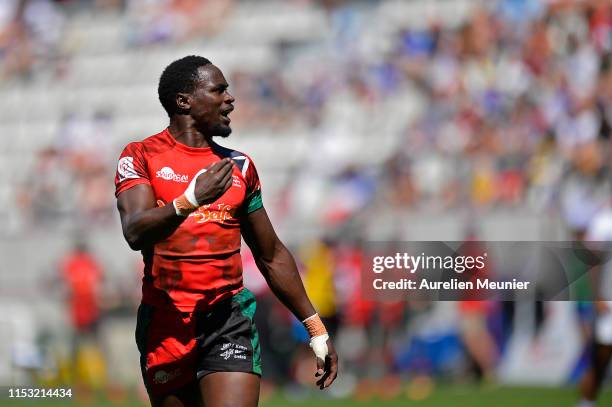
[173,194,198,217]
[173,168,208,217]
[302,313,328,338]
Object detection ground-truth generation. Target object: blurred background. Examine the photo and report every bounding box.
[0,0,611,405]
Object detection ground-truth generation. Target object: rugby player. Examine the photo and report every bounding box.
[114,56,338,407]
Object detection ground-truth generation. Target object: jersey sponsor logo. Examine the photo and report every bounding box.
[219,343,248,360]
[117,156,139,181]
[156,166,189,183]
[152,368,182,384]
[192,203,236,224]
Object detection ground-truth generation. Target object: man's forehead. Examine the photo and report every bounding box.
[196,65,227,87]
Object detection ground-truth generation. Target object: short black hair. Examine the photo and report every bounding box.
[158,55,212,117]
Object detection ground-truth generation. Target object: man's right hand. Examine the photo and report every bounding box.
[194,158,234,205]
[173,158,234,216]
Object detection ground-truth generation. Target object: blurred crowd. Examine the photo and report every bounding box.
[2,0,610,235]
[2,0,612,398]
[374,0,612,224]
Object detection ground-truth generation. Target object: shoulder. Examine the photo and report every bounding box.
[120,129,174,158]
[140,129,175,156]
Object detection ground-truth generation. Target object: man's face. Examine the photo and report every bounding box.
[187,65,235,137]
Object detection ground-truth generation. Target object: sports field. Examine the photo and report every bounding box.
[2,386,611,407]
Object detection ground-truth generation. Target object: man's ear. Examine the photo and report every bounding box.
[176,93,190,113]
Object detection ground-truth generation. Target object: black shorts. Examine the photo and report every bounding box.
[136,288,262,396]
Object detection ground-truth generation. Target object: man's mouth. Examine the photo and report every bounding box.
[220,106,233,123]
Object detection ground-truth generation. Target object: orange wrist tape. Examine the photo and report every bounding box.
[302,313,328,338]
[173,194,198,217]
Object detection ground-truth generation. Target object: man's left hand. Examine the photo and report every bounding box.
[314,337,338,390]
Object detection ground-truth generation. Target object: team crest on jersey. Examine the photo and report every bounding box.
[156,166,189,183]
[117,157,139,181]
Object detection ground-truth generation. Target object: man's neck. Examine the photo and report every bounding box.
[168,117,212,148]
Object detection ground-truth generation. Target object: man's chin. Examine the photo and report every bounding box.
[213,125,232,138]
[197,123,232,138]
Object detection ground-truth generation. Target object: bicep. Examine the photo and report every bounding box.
[241,208,281,260]
[117,184,157,226]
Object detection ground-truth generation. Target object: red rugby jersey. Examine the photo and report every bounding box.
[115,128,263,312]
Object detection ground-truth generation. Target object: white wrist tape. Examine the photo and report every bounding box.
[184,168,208,207]
[310,333,329,361]
[172,168,208,216]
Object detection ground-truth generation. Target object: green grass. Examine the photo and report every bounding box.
[1,386,611,407]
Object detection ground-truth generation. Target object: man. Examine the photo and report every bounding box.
[114,55,338,407]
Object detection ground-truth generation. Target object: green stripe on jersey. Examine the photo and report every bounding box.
[246,190,263,214]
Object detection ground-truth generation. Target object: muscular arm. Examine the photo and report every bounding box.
[241,208,315,320]
[117,184,184,251]
[241,207,338,388]
[117,158,234,251]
